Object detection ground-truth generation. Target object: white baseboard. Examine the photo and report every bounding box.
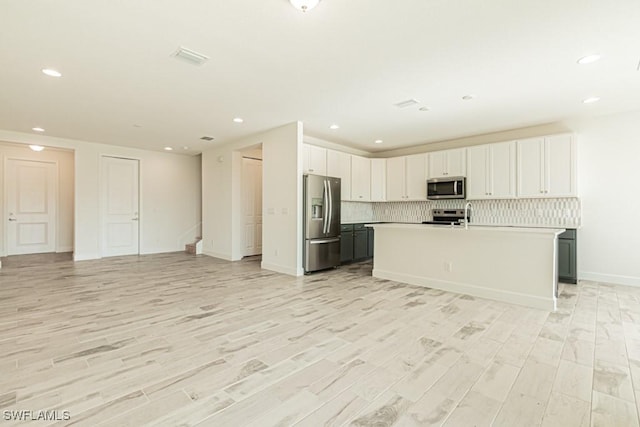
[579,271,640,287]
[202,250,234,261]
[57,246,73,253]
[73,253,101,261]
[261,261,302,277]
[373,269,556,311]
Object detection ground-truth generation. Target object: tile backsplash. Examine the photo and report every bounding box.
[341,201,374,222]
[343,198,581,228]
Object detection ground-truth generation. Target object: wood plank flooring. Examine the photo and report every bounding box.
[1,252,639,426]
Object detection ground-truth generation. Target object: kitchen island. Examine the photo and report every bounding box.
[368,223,564,310]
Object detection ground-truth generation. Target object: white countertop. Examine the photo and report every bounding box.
[367,222,565,235]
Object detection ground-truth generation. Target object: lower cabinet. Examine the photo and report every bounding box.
[340,223,374,264]
[340,224,354,264]
[354,225,368,260]
[558,229,577,284]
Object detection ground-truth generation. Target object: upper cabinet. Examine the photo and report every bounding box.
[467,141,517,200]
[370,159,386,202]
[517,134,576,198]
[386,154,427,201]
[302,144,327,176]
[351,155,371,201]
[428,148,466,178]
[327,149,351,200]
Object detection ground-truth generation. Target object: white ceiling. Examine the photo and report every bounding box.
[1,0,639,154]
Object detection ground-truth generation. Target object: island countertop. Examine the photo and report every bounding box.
[367,222,565,235]
[368,222,563,310]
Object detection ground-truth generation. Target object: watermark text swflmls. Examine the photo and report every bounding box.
[3,410,71,421]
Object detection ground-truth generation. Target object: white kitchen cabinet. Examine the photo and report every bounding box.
[467,141,516,199]
[405,154,428,199]
[327,149,351,200]
[428,148,466,178]
[351,155,371,201]
[370,159,386,201]
[386,157,405,201]
[385,154,427,201]
[302,144,327,175]
[517,134,576,198]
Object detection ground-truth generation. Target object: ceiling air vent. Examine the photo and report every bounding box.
[173,47,209,66]
[200,136,215,141]
[394,99,420,109]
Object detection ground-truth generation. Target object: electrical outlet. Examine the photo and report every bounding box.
[274,249,279,256]
[444,261,453,272]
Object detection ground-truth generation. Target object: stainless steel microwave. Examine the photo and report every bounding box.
[427,177,466,200]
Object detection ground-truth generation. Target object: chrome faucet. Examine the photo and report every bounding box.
[464,202,472,229]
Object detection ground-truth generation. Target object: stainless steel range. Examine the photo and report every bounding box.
[422,208,470,225]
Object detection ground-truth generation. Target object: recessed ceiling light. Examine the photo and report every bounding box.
[183,146,189,150]
[32,127,45,132]
[42,68,62,77]
[462,95,475,101]
[290,0,320,12]
[164,147,173,151]
[29,145,45,152]
[577,54,601,65]
[419,107,430,112]
[233,117,244,123]
[329,124,339,130]
[582,97,600,104]
[374,140,383,144]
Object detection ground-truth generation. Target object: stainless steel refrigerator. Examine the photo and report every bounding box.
[303,174,341,273]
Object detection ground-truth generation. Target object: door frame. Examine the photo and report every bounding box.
[241,156,263,257]
[99,154,142,257]
[3,156,59,257]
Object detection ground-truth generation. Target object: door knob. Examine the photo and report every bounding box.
[8,218,16,221]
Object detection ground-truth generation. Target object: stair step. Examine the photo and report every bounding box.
[185,237,202,255]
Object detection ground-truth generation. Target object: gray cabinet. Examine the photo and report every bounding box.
[340,223,374,264]
[558,229,577,284]
[354,224,368,260]
[340,224,354,263]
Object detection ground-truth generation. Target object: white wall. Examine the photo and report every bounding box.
[0,130,201,260]
[201,122,303,275]
[0,142,74,254]
[569,111,640,286]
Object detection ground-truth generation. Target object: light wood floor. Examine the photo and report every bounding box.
[1,252,639,426]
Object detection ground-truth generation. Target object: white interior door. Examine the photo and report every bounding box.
[6,159,57,255]
[242,157,262,256]
[102,156,139,257]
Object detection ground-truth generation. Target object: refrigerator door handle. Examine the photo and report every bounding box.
[327,179,332,233]
[323,180,329,234]
[309,237,341,244]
